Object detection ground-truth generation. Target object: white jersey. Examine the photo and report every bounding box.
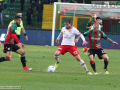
[57,26,81,46]
[91,24,101,30]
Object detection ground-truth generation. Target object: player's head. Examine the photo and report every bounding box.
[39,0,41,4]
[14,15,21,26]
[29,6,31,9]
[96,17,101,24]
[16,12,22,18]
[93,23,99,32]
[64,19,72,29]
[92,13,97,20]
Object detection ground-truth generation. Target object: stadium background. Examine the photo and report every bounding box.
[0,0,120,49]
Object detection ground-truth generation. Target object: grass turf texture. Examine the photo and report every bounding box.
[0,44,120,90]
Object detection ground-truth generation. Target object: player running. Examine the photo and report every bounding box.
[0,16,33,71]
[8,12,28,44]
[83,23,118,75]
[54,19,92,75]
[8,12,28,57]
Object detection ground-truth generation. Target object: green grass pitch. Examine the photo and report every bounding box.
[0,44,120,90]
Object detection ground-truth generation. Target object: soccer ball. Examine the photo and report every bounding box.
[48,65,55,73]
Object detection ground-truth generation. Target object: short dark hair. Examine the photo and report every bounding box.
[96,17,101,20]
[14,15,21,20]
[17,11,22,14]
[65,19,71,24]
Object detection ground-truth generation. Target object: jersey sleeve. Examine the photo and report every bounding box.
[86,21,91,27]
[74,28,81,35]
[101,31,107,38]
[83,30,90,36]
[57,28,63,40]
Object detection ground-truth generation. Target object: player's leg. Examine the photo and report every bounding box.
[97,49,109,74]
[54,45,66,68]
[74,54,92,75]
[14,35,21,58]
[55,51,61,63]
[0,44,12,62]
[12,44,33,71]
[54,51,61,68]
[101,54,109,75]
[88,49,97,74]
[69,46,92,75]
[83,47,88,55]
[0,51,12,62]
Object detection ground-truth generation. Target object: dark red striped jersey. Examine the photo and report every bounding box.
[4,23,21,44]
[84,30,106,49]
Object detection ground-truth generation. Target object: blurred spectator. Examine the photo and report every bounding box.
[0,0,4,5]
[3,0,8,10]
[20,0,24,12]
[36,0,43,22]
[50,0,54,4]
[9,0,15,3]
[0,2,3,24]
[30,0,37,8]
[26,6,34,25]
[42,0,48,4]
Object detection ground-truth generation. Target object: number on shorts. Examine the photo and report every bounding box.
[101,50,105,53]
[73,51,78,55]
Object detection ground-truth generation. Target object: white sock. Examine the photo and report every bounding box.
[79,60,89,72]
[54,56,60,63]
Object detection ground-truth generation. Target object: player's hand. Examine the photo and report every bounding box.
[21,43,25,49]
[74,39,78,43]
[17,43,22,47]
[56,39,59,45]
[82,41,88,45]
[89,25,92,29]
[113,41,118,45]
[17,43,25,48]
[0,42,2,48]
[25,36,28,41]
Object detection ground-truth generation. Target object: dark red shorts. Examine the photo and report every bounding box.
[57,45,79,56]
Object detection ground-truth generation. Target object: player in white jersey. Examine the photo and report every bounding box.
[91,17,102,30]
[54,19,92,75]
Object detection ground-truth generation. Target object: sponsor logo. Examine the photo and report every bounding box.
[91,37,100,40]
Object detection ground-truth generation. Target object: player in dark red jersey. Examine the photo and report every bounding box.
[83,23,118,75]
[0,16,33,71]
[76,23,118,75]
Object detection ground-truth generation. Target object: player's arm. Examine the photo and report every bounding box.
[86,21,92,29]
[56,31,63,45]
[21,27,28,41]
[21,21,28,41]
[100,20,103,28]
[102,32,118,45]
[74,29,87,45]
[104,37,118,45]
